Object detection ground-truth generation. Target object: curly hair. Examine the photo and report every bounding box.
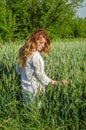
[18,29,50,68]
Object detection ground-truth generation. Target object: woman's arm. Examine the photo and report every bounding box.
[32,53,51,85]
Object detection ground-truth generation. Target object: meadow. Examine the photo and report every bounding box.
[0,39,86,130]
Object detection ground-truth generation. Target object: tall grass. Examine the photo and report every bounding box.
[0,39,86,130]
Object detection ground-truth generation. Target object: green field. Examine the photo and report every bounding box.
[0,39,86,130]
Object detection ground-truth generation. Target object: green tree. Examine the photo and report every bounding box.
[72,17,86,38]
[6,0,32,38]
[1,0,85,40]
[0,0,7,40]
[0,0,16,41]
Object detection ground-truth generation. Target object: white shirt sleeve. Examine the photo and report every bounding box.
[15,63,22,75]
[32,52,51,85]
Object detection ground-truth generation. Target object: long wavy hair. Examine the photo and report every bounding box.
[18,29,50,68]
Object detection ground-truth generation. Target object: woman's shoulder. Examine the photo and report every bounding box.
[27,51,41,62]
[31,51,40,58]
[32,51,43,63]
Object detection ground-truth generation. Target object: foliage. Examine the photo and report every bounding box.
[0,39,86,129]
[0,0,86,41]
[72,17,86,38]
[0,0,16,41]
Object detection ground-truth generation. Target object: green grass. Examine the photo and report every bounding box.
[0,39,86,130]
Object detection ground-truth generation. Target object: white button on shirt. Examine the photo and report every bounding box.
[15,51,51,96]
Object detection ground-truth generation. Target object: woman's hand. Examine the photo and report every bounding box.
[50,80,58,85]
[61,80,69,85]
[50,80,69,86]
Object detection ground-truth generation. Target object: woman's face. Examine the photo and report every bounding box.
[36,35,46,52]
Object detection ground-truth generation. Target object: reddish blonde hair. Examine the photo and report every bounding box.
[18,29,50,68]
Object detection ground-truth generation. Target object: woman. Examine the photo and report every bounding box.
[16,29,68,103]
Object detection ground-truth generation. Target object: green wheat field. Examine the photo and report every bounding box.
[0,39,86,130]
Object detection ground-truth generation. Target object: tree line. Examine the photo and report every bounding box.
[0,0,86,41]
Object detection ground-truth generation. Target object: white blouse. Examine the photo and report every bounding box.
[15,51,51,96]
